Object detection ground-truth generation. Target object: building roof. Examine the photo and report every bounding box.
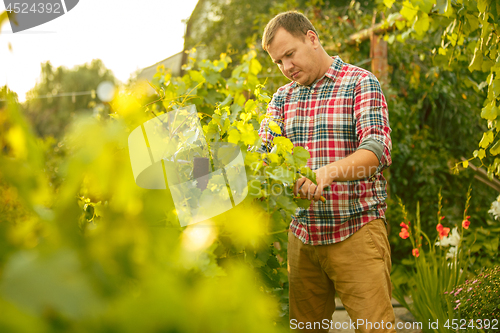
[137,51,184,82]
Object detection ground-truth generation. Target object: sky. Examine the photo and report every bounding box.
[0,0,199,101]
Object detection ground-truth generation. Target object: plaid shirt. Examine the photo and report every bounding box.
[258,56,392,245]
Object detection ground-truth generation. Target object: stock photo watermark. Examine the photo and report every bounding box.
[246,162,377,197]
[4,0,79,33]
[290,318,422,331]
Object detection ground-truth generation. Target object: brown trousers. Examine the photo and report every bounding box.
[288,218,396,333]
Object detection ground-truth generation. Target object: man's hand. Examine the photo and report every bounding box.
[294,165,333,202]
[293,149,380,202]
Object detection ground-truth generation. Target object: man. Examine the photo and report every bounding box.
[258,11,395,333]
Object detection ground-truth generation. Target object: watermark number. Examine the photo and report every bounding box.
[6,2,62,14]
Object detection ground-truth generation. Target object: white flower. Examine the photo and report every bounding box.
[488,197,500,220]
[435,227,460,247]
[446,246,457,260]
[448,227,460,246]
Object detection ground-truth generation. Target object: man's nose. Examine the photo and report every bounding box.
[282,59,294,74]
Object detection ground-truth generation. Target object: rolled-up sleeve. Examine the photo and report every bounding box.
[353,73,392,175]
[257,90,285,153]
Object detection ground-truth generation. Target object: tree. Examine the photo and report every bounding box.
[23,59,116,138]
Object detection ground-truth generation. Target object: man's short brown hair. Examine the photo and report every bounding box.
[262,11,318,52]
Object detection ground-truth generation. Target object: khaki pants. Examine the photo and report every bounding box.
[288,218,396,333]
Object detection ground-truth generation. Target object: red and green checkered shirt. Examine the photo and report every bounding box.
[258,56,392,245]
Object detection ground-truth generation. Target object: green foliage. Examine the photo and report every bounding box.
[384,0,500,178]
[461,220,500,275]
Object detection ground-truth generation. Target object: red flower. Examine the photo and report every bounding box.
[436,223,450,239]
[440,216,445,220]
[412,248,420,257]
[400,222,409,229]
[462,219,470,229]
[399,228,409,239]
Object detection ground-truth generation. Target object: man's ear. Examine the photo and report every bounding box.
[306,30,319,46]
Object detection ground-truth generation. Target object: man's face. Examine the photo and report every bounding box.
[267,28,321,86]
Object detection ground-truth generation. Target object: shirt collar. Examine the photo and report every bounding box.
[324,56,344,83]
[290,56,344,89]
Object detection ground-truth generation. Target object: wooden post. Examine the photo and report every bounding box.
[369,12,389,87]
[370,33,389,88]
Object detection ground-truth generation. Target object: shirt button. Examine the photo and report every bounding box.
[305,146,309,150]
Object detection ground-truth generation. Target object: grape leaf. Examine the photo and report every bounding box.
[481,104,497,120]
[273,136,293,154]
[479,131,494,148]
[293,146,310,168]
[490,141,500,155]
[383,0,395,8]
[400,1,418,22]
[269,120,282,135]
